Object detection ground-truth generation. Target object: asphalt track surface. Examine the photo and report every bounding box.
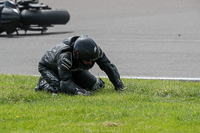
[0,0,200,80]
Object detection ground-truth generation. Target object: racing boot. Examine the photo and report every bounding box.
[34,77,43,91]
[35,77,58,93]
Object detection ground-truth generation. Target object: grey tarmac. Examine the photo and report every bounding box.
[0,0,200,80]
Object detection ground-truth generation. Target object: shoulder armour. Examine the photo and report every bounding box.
[63,36,80,45]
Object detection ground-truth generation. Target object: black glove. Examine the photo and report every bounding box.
[75,88,93,96]
[115,79,126,92]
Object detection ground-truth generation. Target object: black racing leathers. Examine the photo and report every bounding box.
[38,36,124,94]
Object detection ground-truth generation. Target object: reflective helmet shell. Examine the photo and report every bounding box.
[73,35,100,61]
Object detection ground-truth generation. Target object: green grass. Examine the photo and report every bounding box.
[0,74,200,133]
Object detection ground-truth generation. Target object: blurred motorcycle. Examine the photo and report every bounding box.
[0,0,70,35]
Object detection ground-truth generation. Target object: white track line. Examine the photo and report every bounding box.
[99,76,200,81]
[33,75,200,81]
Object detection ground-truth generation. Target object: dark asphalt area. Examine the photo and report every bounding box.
[0,0,200,79]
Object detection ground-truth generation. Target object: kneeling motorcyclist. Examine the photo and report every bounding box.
[35,35,125,95]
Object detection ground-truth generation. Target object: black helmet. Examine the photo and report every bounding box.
[73,35,100,61]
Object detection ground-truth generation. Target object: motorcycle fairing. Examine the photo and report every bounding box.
[1,1,20,34]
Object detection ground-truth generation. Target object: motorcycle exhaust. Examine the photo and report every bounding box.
[21,9,70,25]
